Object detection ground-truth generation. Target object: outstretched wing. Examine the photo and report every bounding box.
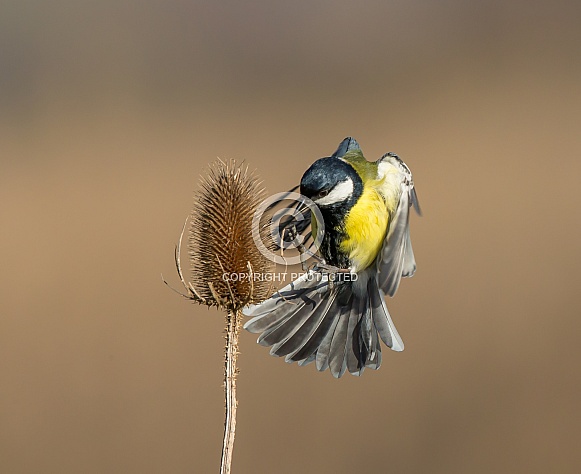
[331,137,361,158]
[376,153,421,297]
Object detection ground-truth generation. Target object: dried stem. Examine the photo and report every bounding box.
[221,309,242,474]
[166,159,274,473]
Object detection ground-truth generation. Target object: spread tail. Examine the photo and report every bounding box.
[243,271,403,378]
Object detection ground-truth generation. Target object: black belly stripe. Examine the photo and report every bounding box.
[320,226,350,268]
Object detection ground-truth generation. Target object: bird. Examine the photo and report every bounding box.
[243,137,421,378]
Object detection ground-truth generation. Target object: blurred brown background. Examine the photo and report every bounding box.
[1,1,580,473]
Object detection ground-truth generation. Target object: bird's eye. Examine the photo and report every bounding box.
[319,190,329,198]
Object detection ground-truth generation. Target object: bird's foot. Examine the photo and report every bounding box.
[311,264,356,288]
[312,263,351,274]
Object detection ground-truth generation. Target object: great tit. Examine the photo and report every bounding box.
[244,137,420,378]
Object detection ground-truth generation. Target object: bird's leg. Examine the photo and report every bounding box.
[314,263,351,288]
[310,264,354,290]
[312,263,351,274]
[284,226,326,272]
[282,226,353,279]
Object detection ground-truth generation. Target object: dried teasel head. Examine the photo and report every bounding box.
[170,159,274,311]
[164,159,275,473]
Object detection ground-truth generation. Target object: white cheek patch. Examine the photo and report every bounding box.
[315,177,354,206]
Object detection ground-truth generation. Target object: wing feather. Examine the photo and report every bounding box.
[378,187,410,296]
[332,137,361,158]
[375,153,420,296]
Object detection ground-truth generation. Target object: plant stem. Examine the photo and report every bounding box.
[220,310,241,474]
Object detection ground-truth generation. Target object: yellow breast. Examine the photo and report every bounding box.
[340,185,389,272]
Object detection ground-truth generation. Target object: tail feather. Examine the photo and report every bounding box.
[347,282,382,376]
[347,296,367,376]
[297,353,316,366]
[360,297,374,360]
[347,321,362,375]
[369,278,404,351]
[243,271,404,378]
[367,324,382,370]
[328,303,352,378]
[314,310,342,372]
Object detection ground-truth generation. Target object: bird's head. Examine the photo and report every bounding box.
[299,157,363,210]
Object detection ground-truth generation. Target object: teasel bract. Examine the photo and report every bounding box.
[166,159,274,474]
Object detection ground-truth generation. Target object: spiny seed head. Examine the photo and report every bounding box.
[188,159,274,311]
